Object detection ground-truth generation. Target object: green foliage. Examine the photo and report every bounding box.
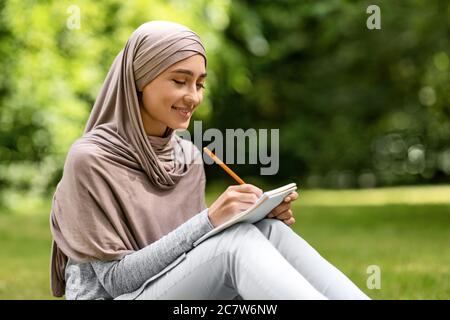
[207,0,450,187]
[0,0,450,207]
[0,0,224,203]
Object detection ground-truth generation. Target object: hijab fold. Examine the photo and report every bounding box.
[49,21,207,298]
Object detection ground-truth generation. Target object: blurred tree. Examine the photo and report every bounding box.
[0,0,221,206]
[206,0,450,187]
[0,0,449,209]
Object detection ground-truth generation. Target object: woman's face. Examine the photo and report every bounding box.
[139,54,207,136]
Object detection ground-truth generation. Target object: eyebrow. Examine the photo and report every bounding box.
[170,69,207,78]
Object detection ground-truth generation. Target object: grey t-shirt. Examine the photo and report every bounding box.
[64,208,214,300]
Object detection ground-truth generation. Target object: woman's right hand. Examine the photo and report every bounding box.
[207,184,263,228]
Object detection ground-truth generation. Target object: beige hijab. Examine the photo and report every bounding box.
[49,21,207,297]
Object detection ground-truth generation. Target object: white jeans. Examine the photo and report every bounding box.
[127,219,370,300]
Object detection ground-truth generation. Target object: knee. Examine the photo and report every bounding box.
[217,223,262,256]
[255,218,291,238]
[223,222,260,242]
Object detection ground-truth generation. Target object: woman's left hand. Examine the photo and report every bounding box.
[266,191,299,226]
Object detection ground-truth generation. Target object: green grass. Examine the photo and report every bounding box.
[0,212,56,299]
[0,185,449,299]
[292,204,450,299]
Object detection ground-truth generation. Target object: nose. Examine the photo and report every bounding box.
[183,88,201,108]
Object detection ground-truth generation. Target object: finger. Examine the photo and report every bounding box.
[266,210,279,219]
[284,217,296,226]
[235,192,260,204]
[284,191,299,202]
[236,202,258,213]
[271,202,290,216]
[290,191,299,201]
[274,209,293,220]
[233,184,263,197]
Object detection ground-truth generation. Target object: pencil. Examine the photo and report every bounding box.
[203,147,246,185]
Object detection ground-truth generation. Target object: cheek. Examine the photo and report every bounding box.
[141,82,185,116]
[142,90,171,113]
[142,93,156,114]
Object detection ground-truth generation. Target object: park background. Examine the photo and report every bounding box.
[0,0,449,299]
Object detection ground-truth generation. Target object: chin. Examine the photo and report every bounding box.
[171,120,190,131]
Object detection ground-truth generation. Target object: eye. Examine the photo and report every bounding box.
[173,79,206,90]
[173,79,186,86]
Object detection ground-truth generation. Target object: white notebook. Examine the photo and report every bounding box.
[193,183,298,247]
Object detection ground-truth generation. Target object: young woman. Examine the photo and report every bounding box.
[50,21,370,300]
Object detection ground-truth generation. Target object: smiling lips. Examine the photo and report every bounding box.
[172,106,192,119]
